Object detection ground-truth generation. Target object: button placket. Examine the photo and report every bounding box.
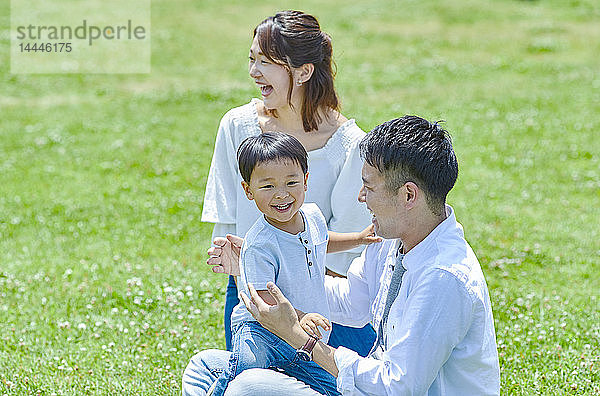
[299,234,314,276]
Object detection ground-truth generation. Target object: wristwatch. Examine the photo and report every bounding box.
[295,334,319,361]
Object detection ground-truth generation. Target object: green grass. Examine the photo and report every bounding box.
[1,0,599,394]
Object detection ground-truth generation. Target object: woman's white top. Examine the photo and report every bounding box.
[201,99,372,275]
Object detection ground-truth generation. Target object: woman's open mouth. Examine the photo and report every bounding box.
[260,85,273,97]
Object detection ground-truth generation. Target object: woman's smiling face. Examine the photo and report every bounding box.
[248,36,294,111]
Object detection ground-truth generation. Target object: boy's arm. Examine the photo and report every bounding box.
[257,290,306,320]
[327,224,381,253]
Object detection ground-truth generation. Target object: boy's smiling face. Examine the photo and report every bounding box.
[242,159,308,233]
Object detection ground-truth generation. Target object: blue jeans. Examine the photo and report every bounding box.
[224,276,376,357]
[212,321,339,396]
[327,322,376,357]
[182,350,327,396]
[224,276,239,351]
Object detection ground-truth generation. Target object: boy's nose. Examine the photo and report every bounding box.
[275,190,289,199]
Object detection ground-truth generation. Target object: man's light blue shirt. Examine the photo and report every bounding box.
[327,206,500,395]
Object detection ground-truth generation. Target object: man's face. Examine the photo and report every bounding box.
[358,163,403,239]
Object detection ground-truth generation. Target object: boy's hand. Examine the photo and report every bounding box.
[300,313,331,339]
[326,225,382,254]
[206,234,243,276]
[357,224,382,246]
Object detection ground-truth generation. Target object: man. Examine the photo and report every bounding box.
[184,116,500,395]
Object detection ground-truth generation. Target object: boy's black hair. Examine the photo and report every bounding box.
[359,115,458,216]
[237,132,308,183]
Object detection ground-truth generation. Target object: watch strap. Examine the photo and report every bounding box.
[300,334,318,355]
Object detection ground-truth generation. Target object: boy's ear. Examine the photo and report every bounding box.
[241,181,254,200]
[304,172,309,191]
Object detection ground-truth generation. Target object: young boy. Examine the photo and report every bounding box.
[210,132,379,396]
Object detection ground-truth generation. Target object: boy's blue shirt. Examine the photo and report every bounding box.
[231,203,331,342]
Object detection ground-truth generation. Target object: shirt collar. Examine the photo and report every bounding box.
[401,205,460,271]
[259,208,308,240]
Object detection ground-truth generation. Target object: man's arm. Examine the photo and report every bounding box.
[334,269,474,395]
[254,289,317,329]
[242,274,474,395]
[324,247,376,328]
[241,282,340,377]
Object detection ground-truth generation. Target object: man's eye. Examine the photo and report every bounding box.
[260,185,273,189]
[288,181,299,186]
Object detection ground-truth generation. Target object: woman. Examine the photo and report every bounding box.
[201,10,374,356]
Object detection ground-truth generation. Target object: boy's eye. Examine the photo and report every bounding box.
[259,184,274,189]
[287,181,299,186]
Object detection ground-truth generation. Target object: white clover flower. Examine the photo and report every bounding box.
[58,321,71,329]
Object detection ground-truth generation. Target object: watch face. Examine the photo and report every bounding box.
[296,350,312,362]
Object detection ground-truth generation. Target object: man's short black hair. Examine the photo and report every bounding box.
[238,132,308,183]
[359,115,458,215]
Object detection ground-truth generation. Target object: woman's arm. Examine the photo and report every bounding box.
[201,111,242,226]
[323,127,374,274]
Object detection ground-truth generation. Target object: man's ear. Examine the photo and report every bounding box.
[403,181,419,209]
[303,172,309,191]
[242,181,254,200]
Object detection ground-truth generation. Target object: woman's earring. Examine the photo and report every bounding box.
[296,80,303,86]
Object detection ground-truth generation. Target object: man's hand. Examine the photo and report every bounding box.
[300,313,331,339]
[240,282,307,348]
[206,234,243,276]
[242,282,340,378]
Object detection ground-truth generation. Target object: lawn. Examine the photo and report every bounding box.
[1,0,598,394]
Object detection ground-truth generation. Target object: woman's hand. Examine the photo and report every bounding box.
[206,234,244,276]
